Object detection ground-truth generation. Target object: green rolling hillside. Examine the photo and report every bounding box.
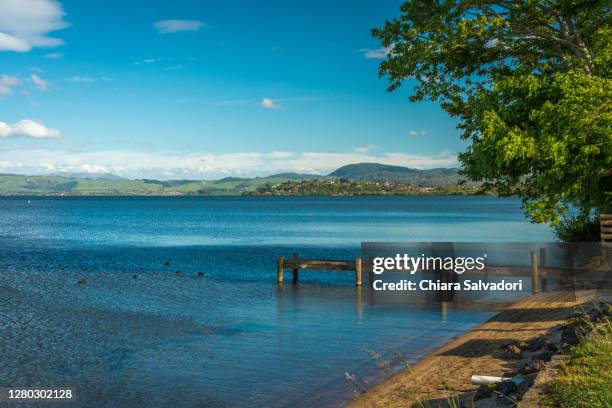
[328,163,465,186]
[0,163,472,195]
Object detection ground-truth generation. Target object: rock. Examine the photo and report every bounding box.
[472,397,497,408]
[502,344,523,359]
[519,359,546,375]
[507,392,521,403]
[530,350,555,362]
[525,337,547,351]
[77,279,87,285]
[546,342,559,353]
[561,326,585,346]
[474,385,493,400]
[516,373,537,396]
[459,394,479,408]
[568,311,584,319]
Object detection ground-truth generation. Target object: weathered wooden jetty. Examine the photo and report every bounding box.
[277,253,362,286]
[277,245,609,292]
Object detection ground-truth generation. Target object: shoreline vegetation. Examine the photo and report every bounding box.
[245,179,482,196]
[0,163,484,197]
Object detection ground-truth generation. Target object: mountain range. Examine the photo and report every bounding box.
[0,163,472,196]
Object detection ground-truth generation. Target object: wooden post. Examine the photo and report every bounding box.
[539,248,547,292]
[277,256,284,286]
[355,285,363,322]
[355,257,362,286]
[531,250,539,294]
[292,252,299,284]
[601,214,612,242]
[440,301,448,321]
[601,214,612,265]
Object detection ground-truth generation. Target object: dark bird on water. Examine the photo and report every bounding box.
[164,261,170,266]
[77,279,87,285]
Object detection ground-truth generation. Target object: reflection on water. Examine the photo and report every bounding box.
[0,197,555,407]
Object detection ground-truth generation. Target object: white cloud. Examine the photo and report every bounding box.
[0,0,68,52]
[0,32,30,51]
[153,19,203,34]
[0,148,457,179]
[361,45,393,59]
[408,130,427,137]
[134,58,160,65]
[65,76,95,83]
[44,52,62,59]
[0,119,61,138]
[354,145,375,154]
[261,98,281,109]
[30,73,48,90]
[0,74,21,94]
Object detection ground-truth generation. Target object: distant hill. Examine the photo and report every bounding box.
[0,163,473,196]
[329,163,465,187]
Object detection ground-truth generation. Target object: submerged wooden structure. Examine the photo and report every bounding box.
[277,253,362,286]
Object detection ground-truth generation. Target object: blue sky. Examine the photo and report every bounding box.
[0,0,465,179]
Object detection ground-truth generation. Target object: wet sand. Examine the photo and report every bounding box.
[347,290,608,408]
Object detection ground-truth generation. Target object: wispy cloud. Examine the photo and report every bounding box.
[354,145,376,154]
[64,76,114,83]
[44,52,62,59]
[0,148,458,179]
[153,19,204,34]
[408,130,427,137]
[134,57,160,65]
[30,74,48,90]
[65,76,96,83]
[0,74,21,94]
[165,65,183,71]
[360,45,393,59]
[0,0,69,52]
[0,119,61,138]
[261,98,281,109]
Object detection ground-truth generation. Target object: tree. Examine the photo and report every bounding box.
[374,0,611,239]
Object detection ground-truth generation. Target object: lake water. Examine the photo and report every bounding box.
[0,196,554,407]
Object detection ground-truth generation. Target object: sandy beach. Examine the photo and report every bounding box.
[348,289,609,407]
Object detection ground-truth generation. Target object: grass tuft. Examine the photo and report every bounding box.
[545,314,611,408]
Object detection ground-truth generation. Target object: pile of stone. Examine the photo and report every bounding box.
[460,301,610,408]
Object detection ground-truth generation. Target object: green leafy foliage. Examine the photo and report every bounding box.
[374,1,612,236]
[246,179,480,196]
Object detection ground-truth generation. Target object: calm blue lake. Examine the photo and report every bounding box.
[0,196,554,407]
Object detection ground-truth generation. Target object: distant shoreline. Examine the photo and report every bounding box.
[0,192,491,198]
[0,163,484,196]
